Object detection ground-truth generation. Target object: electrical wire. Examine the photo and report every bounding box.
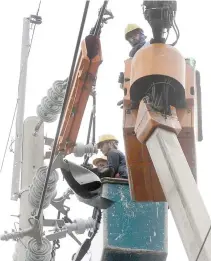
[92,90,96,145]
[36,0,91,220]
[93,0,109,36]
[28,0,42,57]
[90,208,101,241]
[171,18,180,46]
[83,90,96,165]
[0,101,18,173]
[0,0,42,174]
[50,211,61,260]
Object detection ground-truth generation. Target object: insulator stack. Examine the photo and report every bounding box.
[73,143,98,157]
[28,166,59,209]
[0,231,26,241]
[36,78,68,123]
[26,238,52,261]
[66,217,95,234]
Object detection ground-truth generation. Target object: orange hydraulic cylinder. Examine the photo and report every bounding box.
[57,35,102,154]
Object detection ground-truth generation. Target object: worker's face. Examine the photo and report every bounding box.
[99,142,110,156]
[127,30,146,47]
[96,160,107,171]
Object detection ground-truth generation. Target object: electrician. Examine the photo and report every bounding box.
[96,134,128,179]
[125,23,149,58]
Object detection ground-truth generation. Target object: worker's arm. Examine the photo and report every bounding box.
[98,167,115,178]
[81,163,99,175]
[97,150,119,178]
[81,151,120,179]
[81,163,112,178]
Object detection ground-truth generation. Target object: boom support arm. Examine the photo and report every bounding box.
[146,127,211,261]
[57,35,102,154]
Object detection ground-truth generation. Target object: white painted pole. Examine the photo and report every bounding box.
[11,17,30,200]
[16,116,44,261]
[146,128,211,261]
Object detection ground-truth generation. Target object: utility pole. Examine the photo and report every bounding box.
[11,17,30,201]
[15,116,44,261]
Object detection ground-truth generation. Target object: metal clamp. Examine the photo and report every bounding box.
[51,188,73,215]
[45,218,95,242]
[0,217,42,244]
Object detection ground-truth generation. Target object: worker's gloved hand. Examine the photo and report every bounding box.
[98,167,115,179]
[81,163,100,176]
[115,173,120,178]
[81,163,94,171]
[117,100,123,109]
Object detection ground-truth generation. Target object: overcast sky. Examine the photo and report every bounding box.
[0,0,211,260]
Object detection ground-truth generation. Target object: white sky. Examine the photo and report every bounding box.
[0,0,211,260]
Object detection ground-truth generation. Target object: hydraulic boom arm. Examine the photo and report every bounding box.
[57,35,102,154]
[56,5,113,155]
[122,1,208,260]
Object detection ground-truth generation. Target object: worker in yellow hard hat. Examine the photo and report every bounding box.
[96,134,128,179]
[92,155,107,172]
[125,23,149,58]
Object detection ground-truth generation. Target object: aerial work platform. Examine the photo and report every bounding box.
[92,178,168,261]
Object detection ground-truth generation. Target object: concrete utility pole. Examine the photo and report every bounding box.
[11,17,30,201]
[15,116,44,261]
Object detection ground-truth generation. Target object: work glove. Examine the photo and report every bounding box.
[81,163,100,176]
[81,163,93,171]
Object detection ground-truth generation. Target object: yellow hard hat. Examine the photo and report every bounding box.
[97,134,118,148]
[93,155,107,166]
[125,24,142,39]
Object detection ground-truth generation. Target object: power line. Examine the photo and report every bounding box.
[0,0,42,174]
[36,0,111,220]
[36,0,91,220]
[0,101,18,173]
[28,0,42,57]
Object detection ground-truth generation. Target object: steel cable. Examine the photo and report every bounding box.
[36,0,91,220]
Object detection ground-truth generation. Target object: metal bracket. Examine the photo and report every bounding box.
[10,214,20,219]
[29,15,42,25]
[46,228,67,241]
[45,218,95,242]
[44,151,51,159]
[44,136,54,146]
[43,219,65,228]
[51,188,73,215]
[0,218,42,244]
[11,187,30,201]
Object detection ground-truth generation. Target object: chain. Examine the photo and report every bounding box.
[50,239,60,260]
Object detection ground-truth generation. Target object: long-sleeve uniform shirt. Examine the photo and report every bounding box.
[129,41,150,57]
[90,149,128,179]
[107,149,128,179]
